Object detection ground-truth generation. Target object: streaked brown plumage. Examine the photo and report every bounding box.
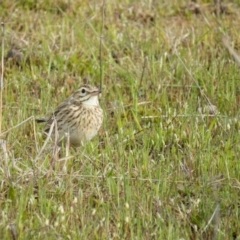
[36,84,103,147]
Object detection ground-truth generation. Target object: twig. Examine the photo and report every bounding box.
[0,22,5,134]
[99,0,105,93]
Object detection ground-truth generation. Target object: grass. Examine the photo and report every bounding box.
[0,0,240,239]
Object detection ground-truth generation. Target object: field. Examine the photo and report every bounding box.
[0,0,240,239]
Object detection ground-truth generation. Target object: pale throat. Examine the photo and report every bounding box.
[83,95,99,106]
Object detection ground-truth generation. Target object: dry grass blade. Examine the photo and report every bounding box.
[139,56,148,89]
[34,119,56,162]
[8,223,18,240]
[0,116,34,137]
[175,52,214,108]
[0,22,4,134]
[201,204,220,236]
[0,139,10,177]
[99,0,105,93]
[214,0,221,17]
[222,35,240,66]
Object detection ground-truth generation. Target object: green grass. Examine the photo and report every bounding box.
[0,0,240,239]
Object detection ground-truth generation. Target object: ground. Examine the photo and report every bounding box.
[0,0,240,239]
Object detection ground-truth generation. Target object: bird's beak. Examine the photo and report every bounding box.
[91,90,100,96]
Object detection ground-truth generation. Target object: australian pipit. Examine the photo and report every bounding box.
[36,84,103,147]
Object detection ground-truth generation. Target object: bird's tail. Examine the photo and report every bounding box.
[35,117,47,123]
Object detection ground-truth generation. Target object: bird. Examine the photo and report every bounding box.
[36,84,103,147]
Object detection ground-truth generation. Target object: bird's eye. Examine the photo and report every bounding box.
[81,88,86,94]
